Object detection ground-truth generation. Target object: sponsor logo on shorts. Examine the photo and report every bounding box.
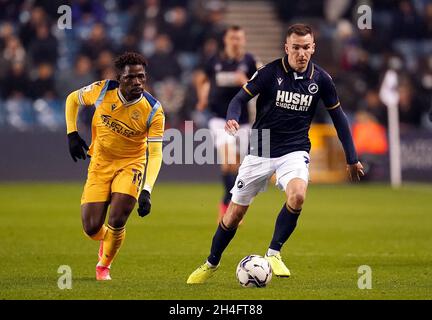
[237,180,245,189]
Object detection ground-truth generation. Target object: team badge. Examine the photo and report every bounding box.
[308,83,318,94]
[237,180,245,189]
[131,110,141,120]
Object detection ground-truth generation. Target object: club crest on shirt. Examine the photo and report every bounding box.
[308,83,319,94]
[131,110,141,120]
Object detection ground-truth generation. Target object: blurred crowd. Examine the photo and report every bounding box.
[0,0,226,130]
[0,0,431,139]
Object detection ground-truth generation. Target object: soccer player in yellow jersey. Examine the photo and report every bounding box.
[65,52,165,281]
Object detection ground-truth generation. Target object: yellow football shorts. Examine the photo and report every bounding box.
[81,156,145,204]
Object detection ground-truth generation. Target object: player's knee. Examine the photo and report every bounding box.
[108,210,131,228]
[109,217,126,229]
[288,191,305,209]
[108,205,135,228]
[224,202,247,227]
[83,223,103,238]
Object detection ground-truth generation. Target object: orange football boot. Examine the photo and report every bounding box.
[96,265,111,281]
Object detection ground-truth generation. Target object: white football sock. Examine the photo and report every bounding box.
[206,260,217,268]
[97,261,111,269]
[266,248,280,257]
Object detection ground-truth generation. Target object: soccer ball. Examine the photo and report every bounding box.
[236,255,272,288]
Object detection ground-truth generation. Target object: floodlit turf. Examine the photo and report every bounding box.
[0,182,431,300]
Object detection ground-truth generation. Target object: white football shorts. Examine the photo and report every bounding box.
[231,151,310,206]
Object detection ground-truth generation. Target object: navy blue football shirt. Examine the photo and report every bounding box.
[204,52,257,124]
[240,55,341,158]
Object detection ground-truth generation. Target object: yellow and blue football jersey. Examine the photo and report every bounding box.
[68,79,164,161]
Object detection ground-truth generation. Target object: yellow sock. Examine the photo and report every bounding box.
[84,225,108,241]
[100,225,126,267]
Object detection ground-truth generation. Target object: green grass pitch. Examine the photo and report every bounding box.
[0,182,431,300]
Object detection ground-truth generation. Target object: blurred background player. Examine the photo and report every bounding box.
[195,25,259,222]
[65,52,165,281]
[187,24,364,284]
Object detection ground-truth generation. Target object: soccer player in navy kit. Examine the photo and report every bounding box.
[195,25,258,222]
[187,24,364,283]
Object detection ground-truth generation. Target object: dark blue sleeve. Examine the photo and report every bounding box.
[320,71,340,110]
[243,64,271,97]
[328,106,358,165]
[226,89,253,122]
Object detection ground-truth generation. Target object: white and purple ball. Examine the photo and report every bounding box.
[236,255,272,288]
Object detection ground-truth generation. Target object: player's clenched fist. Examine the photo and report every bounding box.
[67,131,89,162]
[225,119,240,136]
[137,190,151,217]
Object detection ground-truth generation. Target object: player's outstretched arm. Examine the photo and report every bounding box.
[65,91,89,162]
[225,89,253,135]
[138,141,163,217]
[138,109,164,217]
[327,106,364,181]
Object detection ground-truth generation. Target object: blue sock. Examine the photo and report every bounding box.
[269,204,301,252]
[222,173,236,205]
[207,221,237,266]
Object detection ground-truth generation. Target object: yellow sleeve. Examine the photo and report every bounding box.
[65,80,106,134]
[65,91,80,134]
[77,80,106,106]
[147,107,165,142]
[143,109,165,193]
